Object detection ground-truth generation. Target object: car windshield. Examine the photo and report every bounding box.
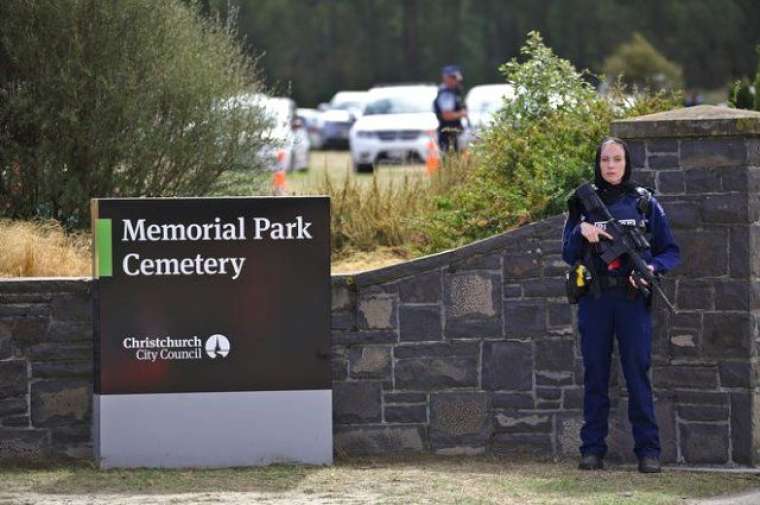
[364,93,432,115]
[331,100,363,111]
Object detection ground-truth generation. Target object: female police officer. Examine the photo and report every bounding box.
[562,137,680,473]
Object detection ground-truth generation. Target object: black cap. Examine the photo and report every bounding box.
[441,65,463,81]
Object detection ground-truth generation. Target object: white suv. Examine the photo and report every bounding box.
[349,85,438,172]
[461,84,515,146]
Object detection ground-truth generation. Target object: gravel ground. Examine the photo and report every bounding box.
[0,491,387,505]
[2,456,759,505]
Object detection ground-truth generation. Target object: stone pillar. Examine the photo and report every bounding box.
[611,105,760,465]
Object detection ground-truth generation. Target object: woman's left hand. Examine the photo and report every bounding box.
[629,265,655,288]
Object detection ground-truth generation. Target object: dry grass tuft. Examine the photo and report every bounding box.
[0,219,91,278]
[316,169,429,255]
[310,152,474,264]
[331,246,412,274]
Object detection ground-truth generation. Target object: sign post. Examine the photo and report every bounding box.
[91,197,332,468]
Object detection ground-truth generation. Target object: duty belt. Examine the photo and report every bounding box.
[597,276,628,290]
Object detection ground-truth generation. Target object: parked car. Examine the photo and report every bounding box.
[461,83,515,146]
[349,85,438,172]
[236,94,309,172]
[319,91,368,149]
[297,107,325,150]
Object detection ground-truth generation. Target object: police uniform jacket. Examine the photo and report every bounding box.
[561,187,680,279]
[433,85,465,132]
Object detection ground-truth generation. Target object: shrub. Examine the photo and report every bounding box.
[0,0,270,228]
[603,32,683,91]
[755,45,760,111]
[417,32,681,253]
[729,79,756,110]
[726,45,760,111]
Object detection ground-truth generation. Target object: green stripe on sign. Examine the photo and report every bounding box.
[96,219,113,278]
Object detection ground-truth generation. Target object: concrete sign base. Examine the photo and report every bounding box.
[94,390,333,469]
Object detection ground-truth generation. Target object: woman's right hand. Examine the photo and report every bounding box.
[580,222,613,243]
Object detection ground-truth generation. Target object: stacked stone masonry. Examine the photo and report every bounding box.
[0,279,92,460]
[0,106,758,466]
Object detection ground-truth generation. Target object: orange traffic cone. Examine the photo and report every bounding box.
[425,139,440,175]
[272,170,287,196]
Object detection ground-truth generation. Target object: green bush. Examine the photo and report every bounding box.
[753,44,760,111]
[417,32,681,253]
[603,32,683,91]
[0,0,270,227]
[729,79,756,110]
[727,45,760,111]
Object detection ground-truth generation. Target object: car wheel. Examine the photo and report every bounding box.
[354,162,374,173]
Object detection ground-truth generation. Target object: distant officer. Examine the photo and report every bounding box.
[433,65,467,153]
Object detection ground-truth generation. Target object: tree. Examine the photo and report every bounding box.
[0,0,269,227]
[402,0,419,78]
[603,32,683,91]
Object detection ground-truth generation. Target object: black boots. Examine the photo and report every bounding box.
[578,453,604,470]
[579,454,661,473]
[638,456,662,474]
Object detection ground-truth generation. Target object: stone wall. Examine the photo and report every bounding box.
[0,279,92,460]
[1,105,758,466]
[331,106,760,466]
[331,215,584,458]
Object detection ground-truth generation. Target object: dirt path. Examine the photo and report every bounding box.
[1,491,387,505]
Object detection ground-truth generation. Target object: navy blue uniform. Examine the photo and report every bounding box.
[562,189,680,459]
[433,85,464,152]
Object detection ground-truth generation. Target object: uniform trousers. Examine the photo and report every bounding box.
[578,286,660,459]
[437,129,460,153]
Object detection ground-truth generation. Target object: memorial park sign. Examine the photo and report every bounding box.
[90,197,332,468]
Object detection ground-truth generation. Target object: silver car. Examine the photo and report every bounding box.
[320,91,368,149]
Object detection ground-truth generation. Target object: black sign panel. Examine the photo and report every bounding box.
[91,197,331,395]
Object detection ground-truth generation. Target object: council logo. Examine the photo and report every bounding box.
[205,334,231,359]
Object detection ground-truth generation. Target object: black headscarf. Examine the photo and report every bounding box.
[594,137,636,204]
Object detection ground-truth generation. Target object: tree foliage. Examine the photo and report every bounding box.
[0,0,269,227]
[728,45,760,111]
[199,0,760,107]
[729,79,756,110]
[603,33,683,90]
[417,32,681,253]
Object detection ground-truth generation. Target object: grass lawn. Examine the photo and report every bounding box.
[288,150,429,195]
[211,150,429,198]
[0,454,758,505]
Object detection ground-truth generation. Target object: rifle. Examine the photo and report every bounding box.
[574,182,676,312]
